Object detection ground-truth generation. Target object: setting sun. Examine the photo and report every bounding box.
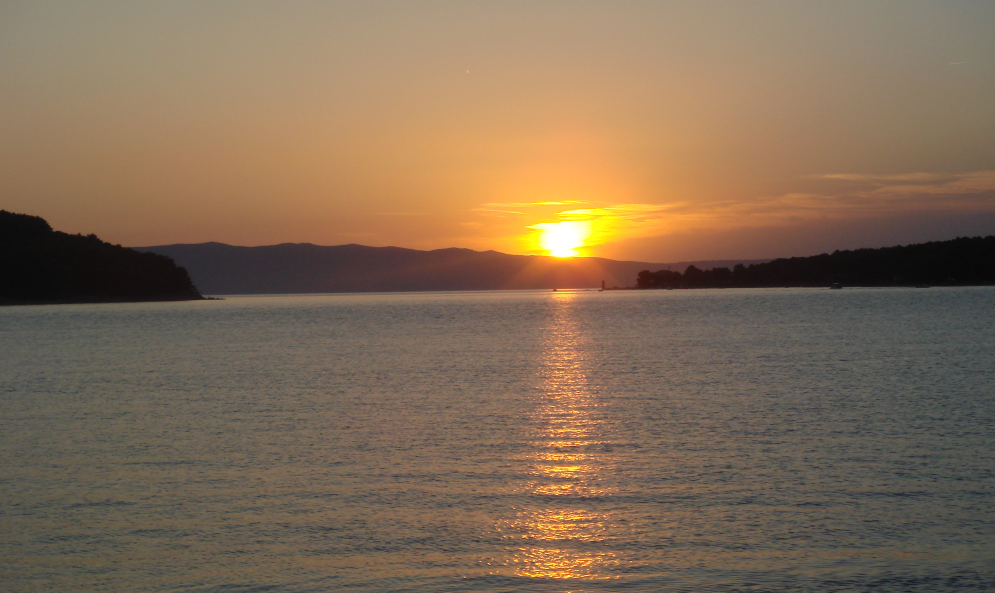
[531,221,591,257]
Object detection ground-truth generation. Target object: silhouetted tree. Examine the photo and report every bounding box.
[683,265,704,286]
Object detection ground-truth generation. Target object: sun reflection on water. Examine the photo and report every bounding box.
[495,291,624,580]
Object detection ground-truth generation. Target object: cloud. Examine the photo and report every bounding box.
[475,200,586,210]
[813,171,995,193]
[473,208,528,215]
[475,170,995,254]
[556,204,677,222]
[683,171,995,225]
[866,171,995,197]
[815,172,954,183]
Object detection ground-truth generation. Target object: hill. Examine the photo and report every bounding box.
[135,242,768,295]
[0,211,204,304]
[637,236,995,288]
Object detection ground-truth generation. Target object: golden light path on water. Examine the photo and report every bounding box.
[496,290,624,580]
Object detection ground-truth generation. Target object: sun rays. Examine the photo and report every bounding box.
[530,220,592,257]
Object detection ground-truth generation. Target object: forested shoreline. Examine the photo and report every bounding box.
[637,236,995,289]
[1,210,203,304]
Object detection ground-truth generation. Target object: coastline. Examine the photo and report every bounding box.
[628,282,995,290]
[0,295,217,307]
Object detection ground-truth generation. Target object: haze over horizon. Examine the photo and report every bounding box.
[2,1,994,262]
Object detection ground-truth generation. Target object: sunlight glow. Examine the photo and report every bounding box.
[491,299,623,581]
[531,220,592,257]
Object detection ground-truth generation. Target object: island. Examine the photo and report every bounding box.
[1,210,204,304]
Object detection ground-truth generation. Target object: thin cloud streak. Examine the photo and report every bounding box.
[677,171,995,224]
[475,200,586,209]
[474,170,995,255]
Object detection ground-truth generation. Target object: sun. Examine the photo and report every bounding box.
[531,221,591,257]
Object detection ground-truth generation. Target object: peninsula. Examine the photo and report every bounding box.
[1,211,204,304]
[637,236,995,289]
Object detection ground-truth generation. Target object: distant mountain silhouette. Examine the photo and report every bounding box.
[1,211,203,304]
[637,236,995,288]
[135,242,768,295]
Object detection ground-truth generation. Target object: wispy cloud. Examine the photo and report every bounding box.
[471,200,588,216]
[815,172,954,183]
[812,171,995,200]
[475,171,995,251]
[696,171,995,227]
[475,200,586,210]
[473,208,528,215]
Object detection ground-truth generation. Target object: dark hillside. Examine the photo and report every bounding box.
[637,236,995,288]
[1,211,203,303]
[136,242,678,294]
[137,243,770,294]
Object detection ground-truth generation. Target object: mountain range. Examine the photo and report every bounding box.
[136,242,767,295]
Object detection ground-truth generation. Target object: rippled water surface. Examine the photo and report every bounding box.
[2,288,994,591]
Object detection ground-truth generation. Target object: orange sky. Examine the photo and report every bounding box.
[2,2,994,261]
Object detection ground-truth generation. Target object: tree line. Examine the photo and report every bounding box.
[1,210,203,303]
[637,236,995,288]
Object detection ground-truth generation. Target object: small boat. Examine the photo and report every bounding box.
[830,283,843,290]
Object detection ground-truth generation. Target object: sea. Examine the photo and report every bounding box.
[1,287,993,592]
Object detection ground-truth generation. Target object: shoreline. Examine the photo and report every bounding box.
[0,295,218,307]
[624,282,995,290]
[4,284,994,304]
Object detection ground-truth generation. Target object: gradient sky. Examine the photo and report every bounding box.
[2,1,994,261]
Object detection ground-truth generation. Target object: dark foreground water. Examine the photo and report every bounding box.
[1,287,994,592]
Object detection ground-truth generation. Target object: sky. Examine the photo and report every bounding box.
[2,1,994,262]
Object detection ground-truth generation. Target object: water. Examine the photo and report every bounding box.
[1,287,993,592]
